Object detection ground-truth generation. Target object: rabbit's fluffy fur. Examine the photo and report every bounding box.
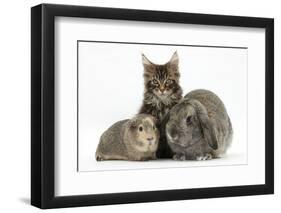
[163,89,233,161]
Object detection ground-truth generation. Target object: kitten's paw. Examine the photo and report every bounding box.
[173,154,186,161]
[96,155,104,161]
[196,153,212,161]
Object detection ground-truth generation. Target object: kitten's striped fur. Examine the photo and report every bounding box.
[139,52,183,158]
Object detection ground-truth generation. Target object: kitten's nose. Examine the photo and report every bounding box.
[159,86,165,93]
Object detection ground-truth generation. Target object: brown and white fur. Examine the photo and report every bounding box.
[95,114,159,161]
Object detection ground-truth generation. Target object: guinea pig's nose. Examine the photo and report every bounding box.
[147,137,154,142]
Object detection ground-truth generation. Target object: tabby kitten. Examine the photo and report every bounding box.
[139,52,183,158]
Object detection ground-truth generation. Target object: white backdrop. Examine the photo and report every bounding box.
[78,41,248,171]
[0,0,280,212]
[55,17,264,196]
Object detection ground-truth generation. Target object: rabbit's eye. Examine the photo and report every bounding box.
[186,116,192,125]
[139,126,143,132]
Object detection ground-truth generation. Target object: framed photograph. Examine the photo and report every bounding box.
[31,3,274,209]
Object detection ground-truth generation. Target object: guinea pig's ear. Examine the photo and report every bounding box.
[150,115,159,126]
[128,120,137,130]
[191,100,218,150]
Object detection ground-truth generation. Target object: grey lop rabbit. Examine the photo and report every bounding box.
[164,89,233,161]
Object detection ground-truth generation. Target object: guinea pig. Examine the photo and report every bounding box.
[95,114,159,161]
[164,89,233,161]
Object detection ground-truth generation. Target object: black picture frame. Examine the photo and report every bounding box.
[31,3,274,209]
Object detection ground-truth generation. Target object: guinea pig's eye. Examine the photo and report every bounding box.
[186,116,192,125]
[139,126,143,132]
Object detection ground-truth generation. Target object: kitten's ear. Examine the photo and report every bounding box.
[168,51,179,66]
[142,53,155,73]
[167,51,179,74]
[142,53,153,66]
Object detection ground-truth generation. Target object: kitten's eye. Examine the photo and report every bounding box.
[186,116,192,125]
[165,79,173,85]
[139,126,143,132]
[153,125,155,130]
[152,79,158,85]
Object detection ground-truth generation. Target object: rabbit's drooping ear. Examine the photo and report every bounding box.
[200,117,218,150]
[190,100,218,150]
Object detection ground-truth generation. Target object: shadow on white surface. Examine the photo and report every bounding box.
[19,198,30,205]
[79,151,247,172]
